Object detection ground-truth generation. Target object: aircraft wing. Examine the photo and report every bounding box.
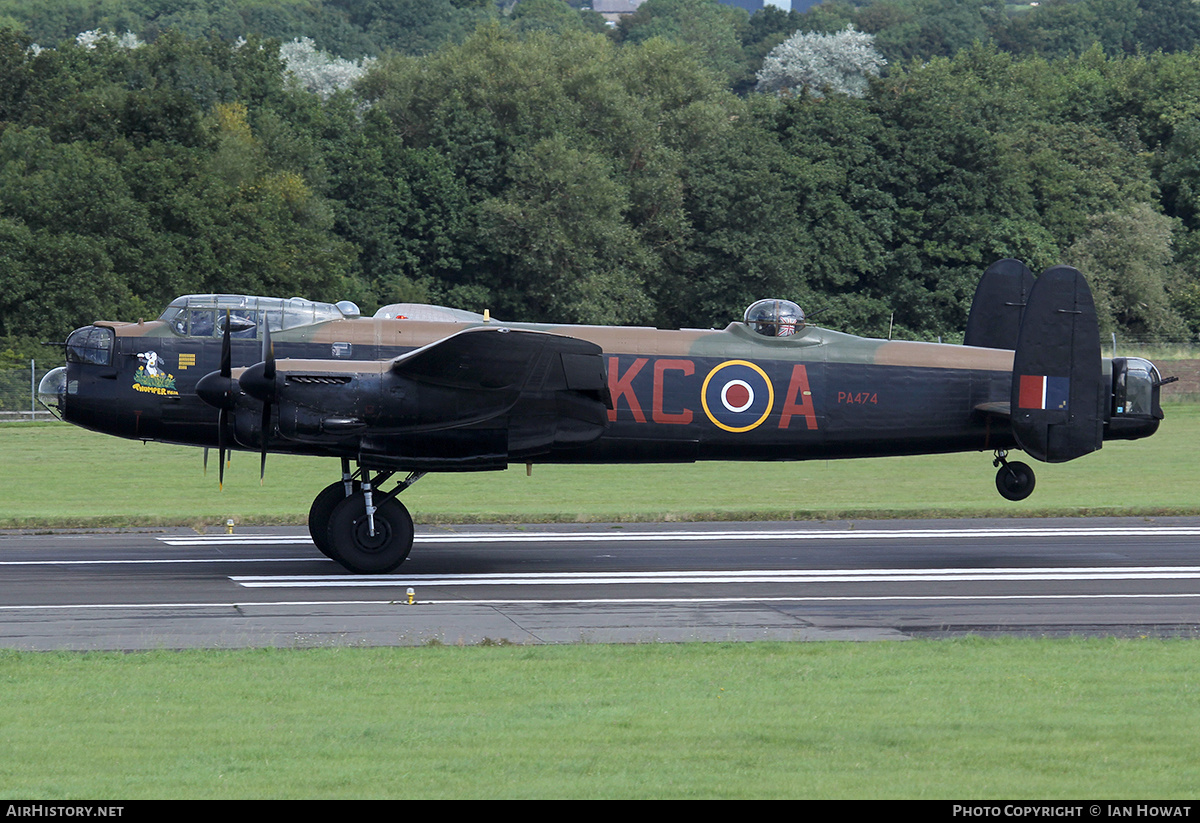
[243,326,610,469]
[389,326,607,396]
[337,326,612,469]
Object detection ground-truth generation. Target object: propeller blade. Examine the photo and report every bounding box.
[218,408,227,491]
[203,447,209,476]
[220,309,232,378]
[259,400,270,485]
[258,322,274,485]
[262,322,275,380]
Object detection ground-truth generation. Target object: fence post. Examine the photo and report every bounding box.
[30,359,34,421]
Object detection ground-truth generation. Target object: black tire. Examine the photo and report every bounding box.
[308,481,358,558]
[995,460,1036,501]
[324,492,414,574]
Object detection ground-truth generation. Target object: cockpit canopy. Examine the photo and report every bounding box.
[159,295,361,339]
[1113,356,1163,418]
[744,299,804,337]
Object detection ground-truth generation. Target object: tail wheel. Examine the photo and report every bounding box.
[995,460,1036,501]
[324,492,414,574]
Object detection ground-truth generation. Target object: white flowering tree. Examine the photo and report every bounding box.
[279,37,376,99]
[755,27,885,98]
[76,30,144,50]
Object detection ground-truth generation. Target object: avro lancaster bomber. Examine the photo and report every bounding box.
[39,260,1170,574]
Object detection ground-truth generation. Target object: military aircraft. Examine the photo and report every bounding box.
[39,259,1171,574]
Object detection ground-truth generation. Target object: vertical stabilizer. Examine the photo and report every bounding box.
[964,259,1035,349]
[1010,266,1104,463]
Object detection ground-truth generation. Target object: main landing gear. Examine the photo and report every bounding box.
[308,459,425,574]
[993,450,1035,501]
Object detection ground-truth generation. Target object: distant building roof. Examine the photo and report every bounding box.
[588,0,790,25]
[720,0,764,11]
[590,0,645,23]
[590,0,644,12]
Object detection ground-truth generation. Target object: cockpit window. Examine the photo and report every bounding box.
[170,309,215,337]
[217,311,258,339]
[160,295,360,337]
[744,299,805,337]
[66,326,114,366]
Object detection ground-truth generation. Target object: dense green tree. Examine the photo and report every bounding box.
[615,0,752,88]
[1065,204,1186,340]
[478,135,657,323]
[510,0,595,36]
[666,109,809,327]
[357,24,820,327]
[0,30,359,340]
[321,104,474,310]
[4,9,1200,345]
[330,0,496,55]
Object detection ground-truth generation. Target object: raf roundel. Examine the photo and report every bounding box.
[701,360,775,432]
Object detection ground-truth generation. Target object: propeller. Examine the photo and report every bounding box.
[239,322,277,484]
[257,325,275,483]
[196,311,237,489]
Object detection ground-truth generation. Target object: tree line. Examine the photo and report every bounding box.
[2,0,1200,361]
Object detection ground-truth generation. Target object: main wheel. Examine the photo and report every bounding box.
[995,460,1036,501]
[308,481,359,558]
[324,492,414,574]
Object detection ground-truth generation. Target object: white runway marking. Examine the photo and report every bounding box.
[1,592,1198,612]
[155,525,1200,546]
[2,525,1195,612]
[230,566,1200,588]
[0,557,318,566]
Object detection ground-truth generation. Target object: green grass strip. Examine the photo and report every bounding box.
[0,639,1198,799]
[2,403,1198,528]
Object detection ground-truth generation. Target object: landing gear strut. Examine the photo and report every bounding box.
[307,459,425,573]
[993,450,1035,501]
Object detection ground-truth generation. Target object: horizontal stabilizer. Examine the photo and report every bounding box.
[974,401,1011,418]
[1010,265,1104,463]
[964,259,1034,350]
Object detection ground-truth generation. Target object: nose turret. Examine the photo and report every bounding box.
[37,367,67,419]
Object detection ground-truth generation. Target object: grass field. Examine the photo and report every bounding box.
[1,401,1198,528]
[2,639,1199,799]
[1,404,1197,799]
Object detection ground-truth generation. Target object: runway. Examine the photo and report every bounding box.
[2,517,1199,649]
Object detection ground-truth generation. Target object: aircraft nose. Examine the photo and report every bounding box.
[38,366,67,419]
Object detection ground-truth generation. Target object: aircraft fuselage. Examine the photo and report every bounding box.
[47,313,1157,469]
